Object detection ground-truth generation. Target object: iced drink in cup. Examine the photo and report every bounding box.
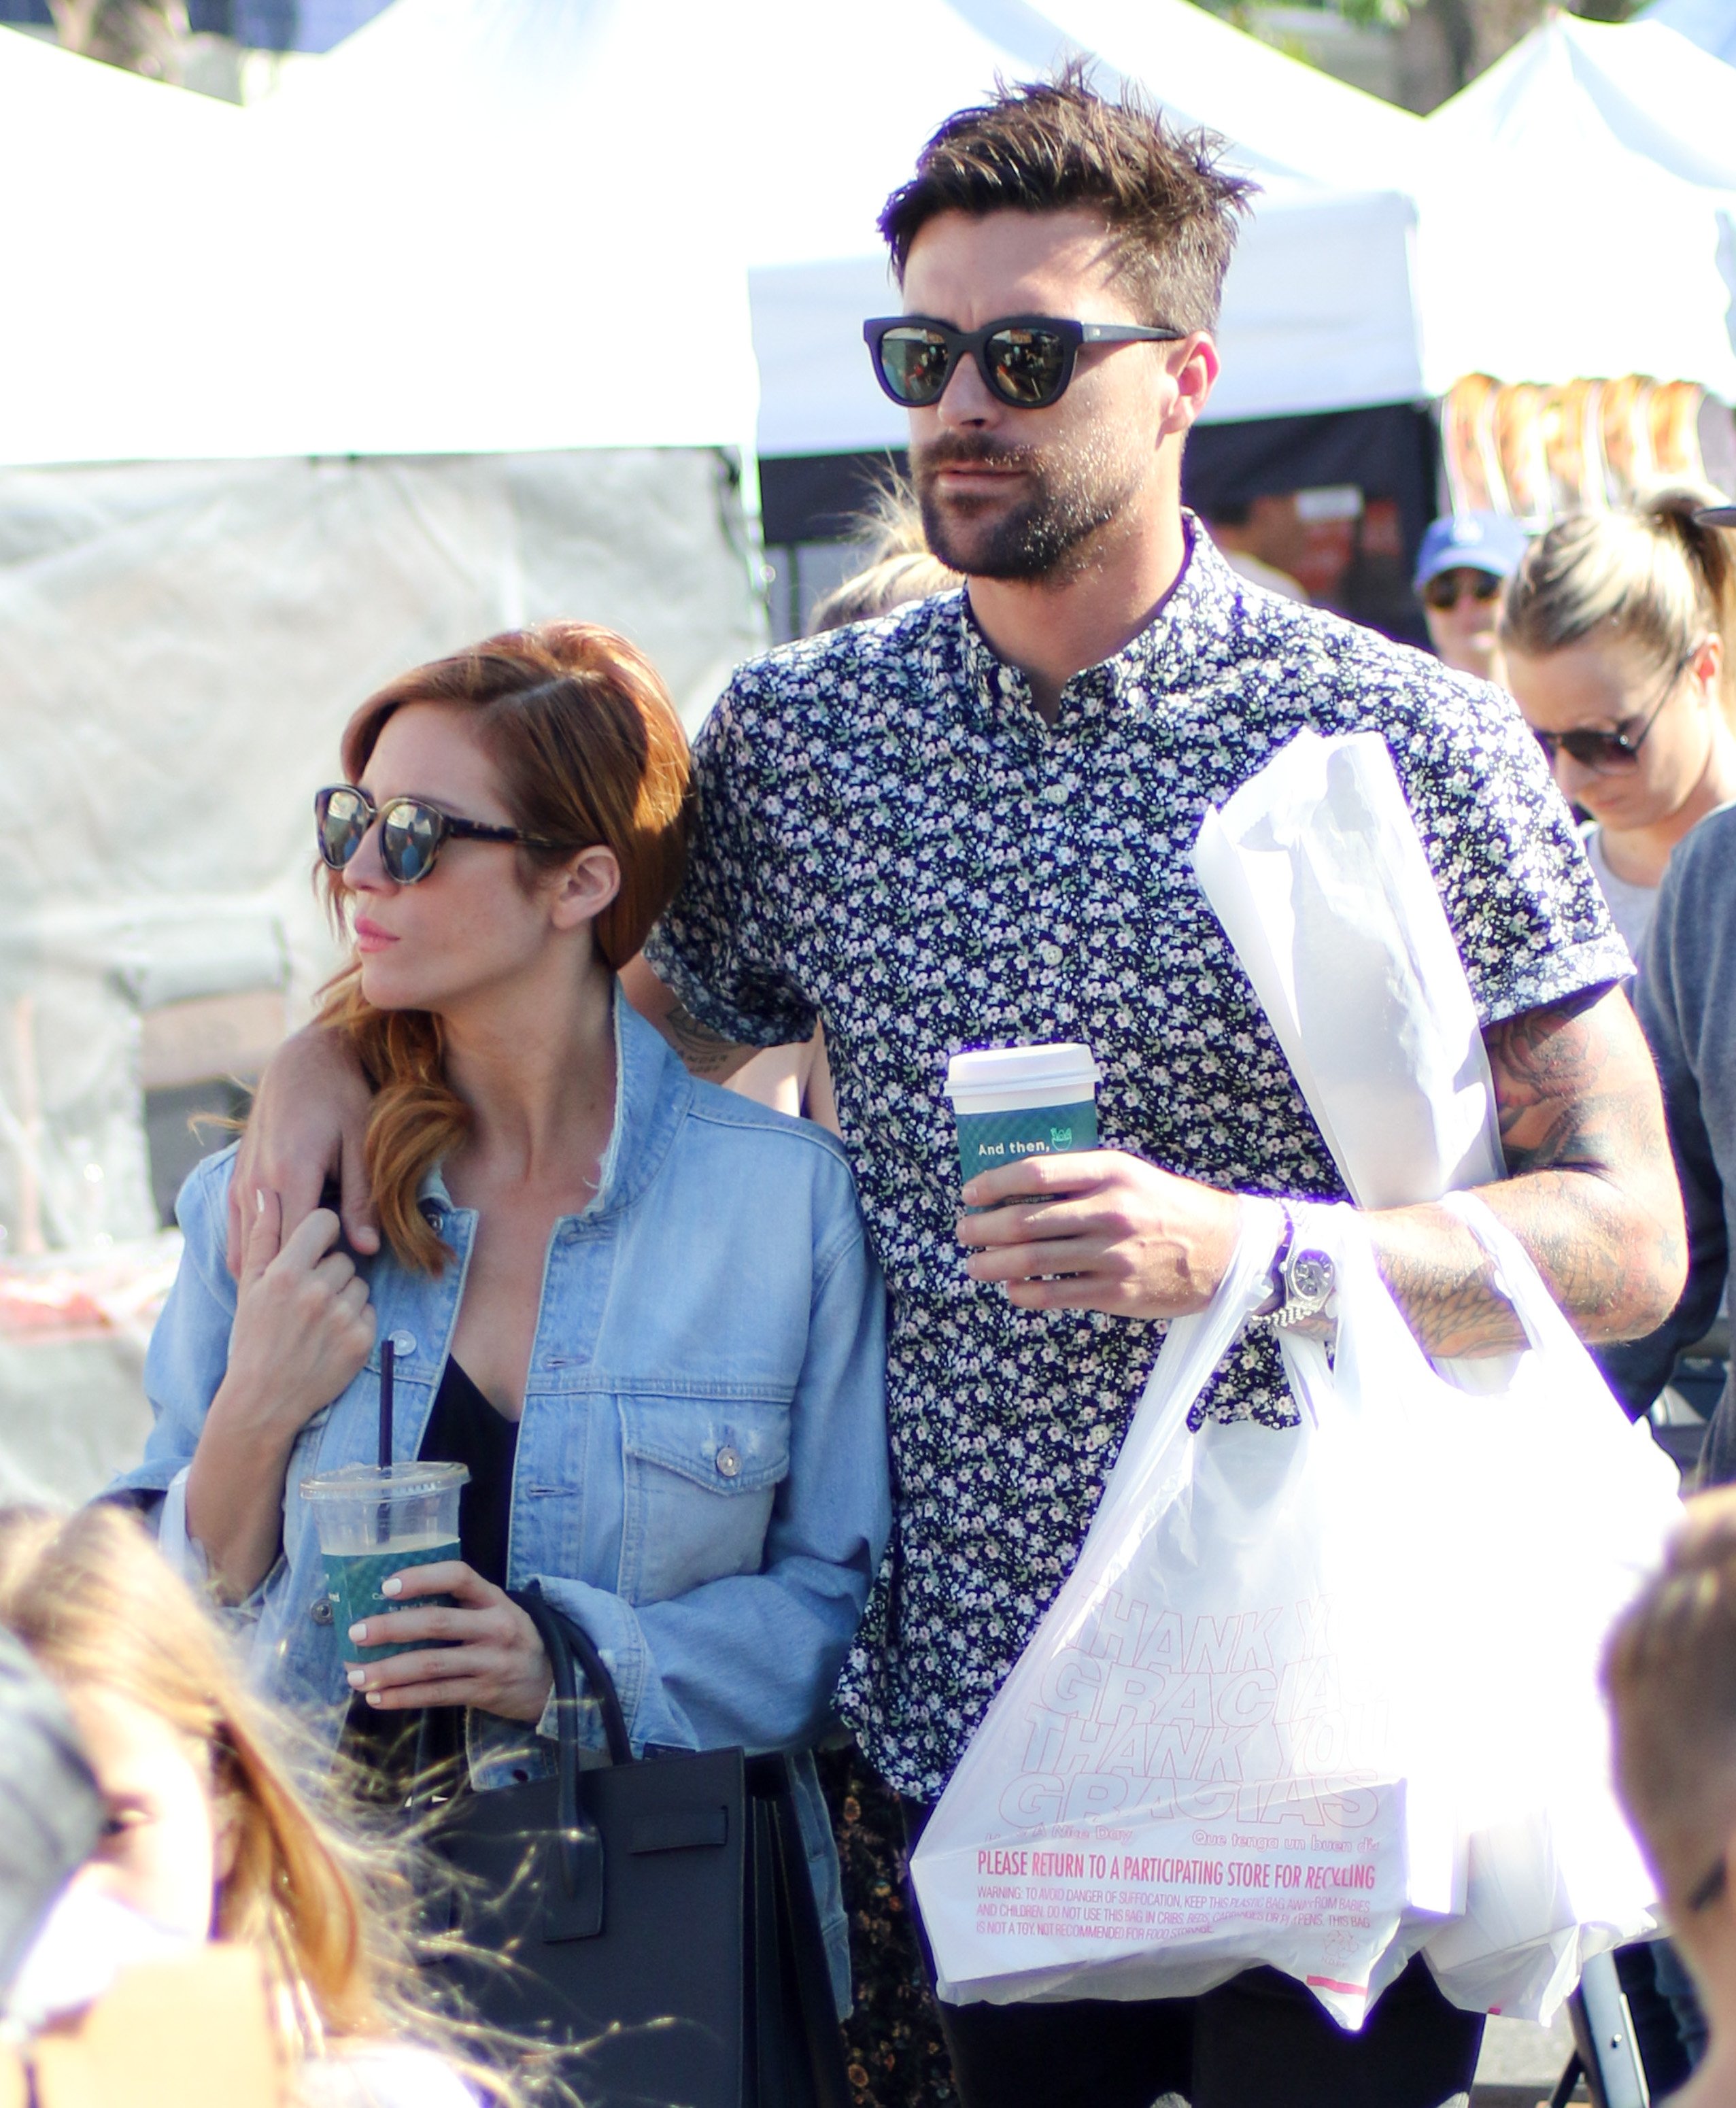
[300,1461,469,1665]
[944,1044,1102,1194]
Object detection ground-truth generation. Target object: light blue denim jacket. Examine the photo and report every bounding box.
[111,998,890,2009]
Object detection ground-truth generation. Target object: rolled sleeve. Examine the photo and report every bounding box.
[1376,667,1633,1025]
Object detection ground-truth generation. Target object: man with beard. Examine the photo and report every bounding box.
[236,73,1681,2108]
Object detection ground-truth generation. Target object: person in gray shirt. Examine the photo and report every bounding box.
[1601,797,1736,1477]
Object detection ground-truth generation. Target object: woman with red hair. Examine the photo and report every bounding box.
[112,624,889,2012]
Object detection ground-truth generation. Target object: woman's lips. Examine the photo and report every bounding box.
[354,917,398,955]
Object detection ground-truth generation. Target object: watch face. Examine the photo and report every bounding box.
[1289,1252,1334,1302]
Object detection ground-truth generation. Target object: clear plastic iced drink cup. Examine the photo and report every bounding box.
[944,1044,1102,1195]
[300,1460,469,1665]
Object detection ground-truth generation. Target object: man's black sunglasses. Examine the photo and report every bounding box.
[863,313,1186,411]
[315,785,558,886]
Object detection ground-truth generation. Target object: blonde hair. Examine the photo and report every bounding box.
[315,622,692,1274]
[0,1505,405,2050]
[808,480,961,633]
[1499,486,1736,715]
[1603,1487,1736,1906]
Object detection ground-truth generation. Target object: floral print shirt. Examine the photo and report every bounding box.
[644,520,1629,1799]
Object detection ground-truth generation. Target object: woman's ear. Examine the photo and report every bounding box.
[212,1787,241,1891]
[550,845,622,932]
[1692,631,1724,702]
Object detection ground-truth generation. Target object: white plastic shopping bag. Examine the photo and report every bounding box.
[1402,1195,1679,2020]
[910,1200,1464,2032]
[1187,724,1679,2016]
[913,727,1681,2026]
[910,1194,1678,2027]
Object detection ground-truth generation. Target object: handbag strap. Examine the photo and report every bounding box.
[511,1583,634,1767]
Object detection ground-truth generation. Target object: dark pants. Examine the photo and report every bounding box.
[901,1799,1483,2108]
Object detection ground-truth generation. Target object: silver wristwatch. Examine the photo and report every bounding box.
[1257,1205,1336,1334]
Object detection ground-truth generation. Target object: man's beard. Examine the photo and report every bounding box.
[911,430,1144,583]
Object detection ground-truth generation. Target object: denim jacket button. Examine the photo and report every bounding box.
[310,1598,335,1626]
[715,1445,741,1479]
[389,1329,417,1359]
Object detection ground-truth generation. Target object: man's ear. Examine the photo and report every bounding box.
[551,845,622,932]
[1161,332,1219,442]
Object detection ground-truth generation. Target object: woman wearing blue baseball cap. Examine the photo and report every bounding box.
[1413,510,1531,681]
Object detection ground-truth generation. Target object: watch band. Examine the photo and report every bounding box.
[1253,1202,1335,1333]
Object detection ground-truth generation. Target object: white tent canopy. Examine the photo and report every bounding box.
[726,0,1428,445]
[0,4,758,464]
[739,0,1736,447]
[1415,14,1736,397]
[0,8,766,1291]
[262,0,1429,449]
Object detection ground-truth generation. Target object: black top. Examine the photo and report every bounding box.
[421,1355,519,1588]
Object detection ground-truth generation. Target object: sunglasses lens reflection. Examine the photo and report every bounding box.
[380,802,442,883]
[987,327,1067,407]
[879,328,951,405]
[316,788,370,869]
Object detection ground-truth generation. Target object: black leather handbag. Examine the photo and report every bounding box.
[424,1584,849,2108]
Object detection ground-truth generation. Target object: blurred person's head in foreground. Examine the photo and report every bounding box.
[1606,1488,1736,2099]
[0,1505,479,2094]
[1501,490,1736,885]
[1412,511,1529,681]
[869,64,1253,592]
[0,1627,100,2001]
[807,479,961,633]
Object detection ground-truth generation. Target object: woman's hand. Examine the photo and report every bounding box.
[344,1563,554,1723]
[218,1190,375,1434]
[187,1192,374,1603]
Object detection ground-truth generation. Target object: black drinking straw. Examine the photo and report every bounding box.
[378,1336,395,1472]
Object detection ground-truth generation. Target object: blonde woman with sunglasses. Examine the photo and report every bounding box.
[1501,490,1736,963]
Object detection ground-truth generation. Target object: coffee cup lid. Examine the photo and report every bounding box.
[944,1043,1101,1100]
[300,1459,470,1502]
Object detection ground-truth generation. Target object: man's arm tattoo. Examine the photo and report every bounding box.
[660,997,755,1081]
[1369,989,1685,1357]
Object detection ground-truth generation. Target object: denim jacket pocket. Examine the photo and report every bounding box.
[617,1394,792,1605]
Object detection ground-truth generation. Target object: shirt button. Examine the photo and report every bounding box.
[310,1598,334,1626]
[715,1445,741,1479]
[389,1329,417,1359]
[1038,942,1063,967]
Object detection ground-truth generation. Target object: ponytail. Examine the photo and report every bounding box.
[1501,484,1736,716]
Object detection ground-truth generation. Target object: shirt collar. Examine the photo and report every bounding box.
[956,511,1239,724]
